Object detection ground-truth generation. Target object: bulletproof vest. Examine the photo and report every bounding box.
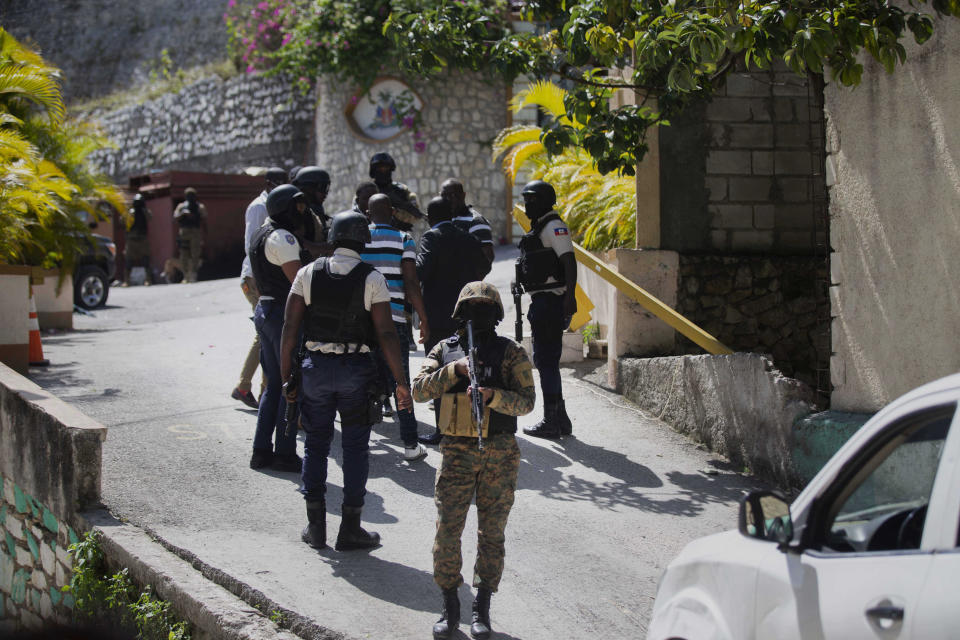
[129,206,148,236]
[178,201,202,228]
[304,258,375,348]
[440,334,516,434]
[249,222,293,300]
[517,212,564,288]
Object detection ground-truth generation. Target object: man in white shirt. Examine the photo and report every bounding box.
[280,211,412,552]
[248,185,305,473]
[233,167,287,409]
[515,180,577,439]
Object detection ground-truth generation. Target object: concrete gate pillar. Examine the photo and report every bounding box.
[606,249,679,388]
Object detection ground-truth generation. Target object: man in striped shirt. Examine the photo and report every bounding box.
[361,193,431,461]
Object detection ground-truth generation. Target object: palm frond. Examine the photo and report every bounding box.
[491,125,541,161]
[0,64,65,124]
[510,80,573,126]
[504,142,545,181]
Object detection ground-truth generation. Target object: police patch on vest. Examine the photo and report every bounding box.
[554,227,569,236]
[284,233,296,245]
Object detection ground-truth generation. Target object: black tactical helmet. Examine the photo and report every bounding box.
[368,152,397,177]
[293,166,330,190]
[266,184,306,230]
[328,211,372,245]
[265,166,287,185]
[521,180,556,210]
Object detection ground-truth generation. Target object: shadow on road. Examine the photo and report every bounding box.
[517,436,756,517]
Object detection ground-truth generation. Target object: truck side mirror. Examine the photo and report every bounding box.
[739,490,793,547]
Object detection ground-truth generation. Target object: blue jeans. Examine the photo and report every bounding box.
[375,321,419,446]
[528,293,564,398]
[252,299,297,456]
[299,352,376,507]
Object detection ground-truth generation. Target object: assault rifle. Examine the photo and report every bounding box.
[465,320,484,451]
[511,261,524,342]
[284,337,306,438]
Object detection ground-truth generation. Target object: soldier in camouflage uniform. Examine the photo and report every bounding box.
[173,187,207,283]
[412,282,536,640]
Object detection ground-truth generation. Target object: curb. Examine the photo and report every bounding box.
[82,509,340,640]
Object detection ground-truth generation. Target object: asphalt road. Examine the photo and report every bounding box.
[29,246,762,639]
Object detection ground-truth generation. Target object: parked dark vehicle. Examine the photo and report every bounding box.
[74,233,116,309]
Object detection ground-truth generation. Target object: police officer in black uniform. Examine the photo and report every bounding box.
[292,166,334,259]
[249,185,306,471]
[515,180,577,439]
[280,211,413,551]
[369,152,423,231]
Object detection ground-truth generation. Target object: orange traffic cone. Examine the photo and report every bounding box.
[28,285,49,367]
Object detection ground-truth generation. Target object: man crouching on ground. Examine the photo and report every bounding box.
[412,281,535,640]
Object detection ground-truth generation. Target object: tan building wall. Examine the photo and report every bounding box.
[826,20,960,412]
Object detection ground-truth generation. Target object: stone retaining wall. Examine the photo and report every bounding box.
[78,74,316,183]
[618,354,816,489]
[0,363,106,631]
[674,255,829,389]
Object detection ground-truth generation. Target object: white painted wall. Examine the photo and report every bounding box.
[826,19,960,411]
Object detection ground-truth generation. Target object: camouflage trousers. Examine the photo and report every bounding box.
[433,433,521,592]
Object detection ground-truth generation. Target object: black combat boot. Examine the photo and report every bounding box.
[523,394,562,439]
[432,588,460,639]
[470,588,492,639]
[556,398,573,436]
[418,427,444,445]
[301,501,326,549]
[335,505,381,551]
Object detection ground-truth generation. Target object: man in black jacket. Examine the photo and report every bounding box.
[416,197,489,444]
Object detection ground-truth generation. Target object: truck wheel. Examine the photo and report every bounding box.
[75,266,109,309]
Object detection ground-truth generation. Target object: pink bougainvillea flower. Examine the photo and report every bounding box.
[414,141,427,153]
[299,76,308,84]
[258,23,267,33]
[257,1,269,10]
[282,33,293,45]
[413,130,423,140]
[350,95,359,104]
[274,8,281,16]
[228,0,236,7]
[402,116,415,128]
[305,38,312,46]
[343,40,350,49]
[246,64,256,74]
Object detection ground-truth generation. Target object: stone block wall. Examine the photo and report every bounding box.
[0,475,81,630]
[659,63,826,256]
[78,74,316,183]
[705,65,826,254]
[0,364,106,631]
[315,72,510,240]
[674,255,829,389]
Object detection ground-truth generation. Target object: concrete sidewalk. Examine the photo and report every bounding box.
[29,246,763,639]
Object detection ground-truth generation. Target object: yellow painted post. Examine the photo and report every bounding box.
[513,205,732,355]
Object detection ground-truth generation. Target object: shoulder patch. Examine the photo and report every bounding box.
[554,227,569,236]
[284,232,297,245]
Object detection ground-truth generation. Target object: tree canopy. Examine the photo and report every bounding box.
[384,0,960,175]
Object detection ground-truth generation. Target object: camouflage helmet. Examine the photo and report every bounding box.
[452,281,504,321]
